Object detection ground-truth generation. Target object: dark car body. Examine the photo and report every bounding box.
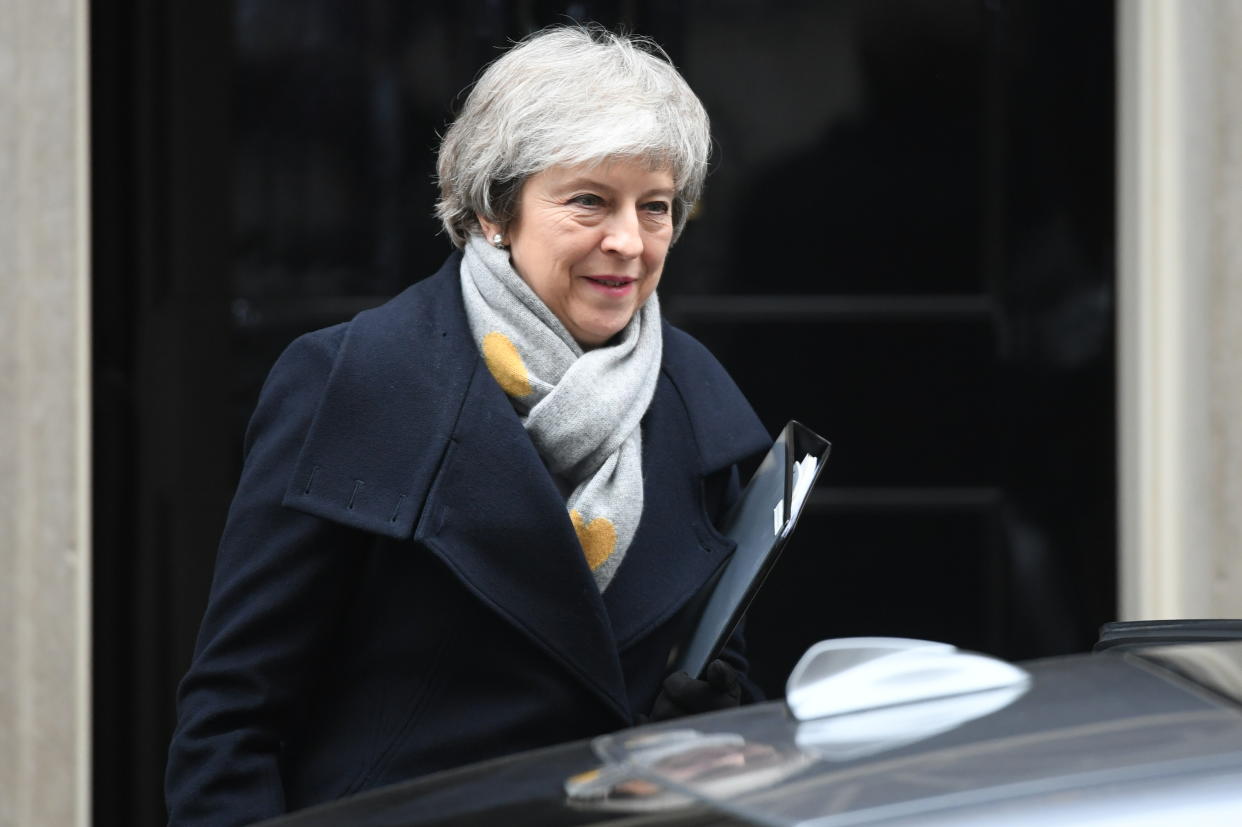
[260,638,1242,826]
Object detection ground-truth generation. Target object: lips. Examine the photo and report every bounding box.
[583,276,635,288]
[581,275,637,297]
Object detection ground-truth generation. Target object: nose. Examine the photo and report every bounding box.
[600,208,644,259]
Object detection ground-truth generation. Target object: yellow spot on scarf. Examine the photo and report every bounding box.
[570,510,617,571]
[481,331,532,397]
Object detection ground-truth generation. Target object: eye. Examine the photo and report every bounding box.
[568,193,604,207]
[643,200,671,216]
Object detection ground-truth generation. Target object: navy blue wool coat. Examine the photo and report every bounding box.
[165,253,771,826]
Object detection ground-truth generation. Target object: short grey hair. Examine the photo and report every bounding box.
[435,24,711,248]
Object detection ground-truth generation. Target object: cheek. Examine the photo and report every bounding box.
[639,271,661,305]
[544,236,589,274]
[645,242,671,280]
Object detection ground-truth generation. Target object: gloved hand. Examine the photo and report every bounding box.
[647,659,743,722]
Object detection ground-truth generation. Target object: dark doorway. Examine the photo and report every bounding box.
[92,2,1115,824]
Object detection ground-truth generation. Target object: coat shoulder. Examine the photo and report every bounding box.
[259,249,462,413]
[243,322,348,457]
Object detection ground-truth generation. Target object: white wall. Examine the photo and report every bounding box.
[0,0,92,824]
[1119,0,1242,619]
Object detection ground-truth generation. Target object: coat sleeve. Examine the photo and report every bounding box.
[166,329,366,827]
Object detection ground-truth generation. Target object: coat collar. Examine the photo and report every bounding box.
[282,252,770,720]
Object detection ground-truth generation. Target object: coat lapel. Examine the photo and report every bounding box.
[602,378,735,650]
[417,356,629,720]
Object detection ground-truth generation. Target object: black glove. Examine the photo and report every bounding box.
[647,659,743,722]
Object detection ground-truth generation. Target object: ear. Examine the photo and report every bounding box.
[476,213,502,241]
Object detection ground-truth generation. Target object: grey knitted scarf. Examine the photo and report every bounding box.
[459,235,662,590]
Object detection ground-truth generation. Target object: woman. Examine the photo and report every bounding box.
[166,25,771,826]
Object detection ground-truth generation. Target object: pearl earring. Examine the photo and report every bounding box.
[491,233,505,249]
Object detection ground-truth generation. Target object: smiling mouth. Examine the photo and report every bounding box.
[584,276,635,288]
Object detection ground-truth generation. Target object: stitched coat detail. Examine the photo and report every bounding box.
[165,253,771,826]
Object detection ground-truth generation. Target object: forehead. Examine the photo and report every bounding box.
[529,158,675,193]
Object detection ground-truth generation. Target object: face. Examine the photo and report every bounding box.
[481,158,675,349]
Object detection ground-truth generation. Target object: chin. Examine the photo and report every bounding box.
[588,321,632,346]
[575,332,612,349]
[566,315,623,347]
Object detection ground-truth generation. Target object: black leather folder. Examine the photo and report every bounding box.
[668,420,831,679]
